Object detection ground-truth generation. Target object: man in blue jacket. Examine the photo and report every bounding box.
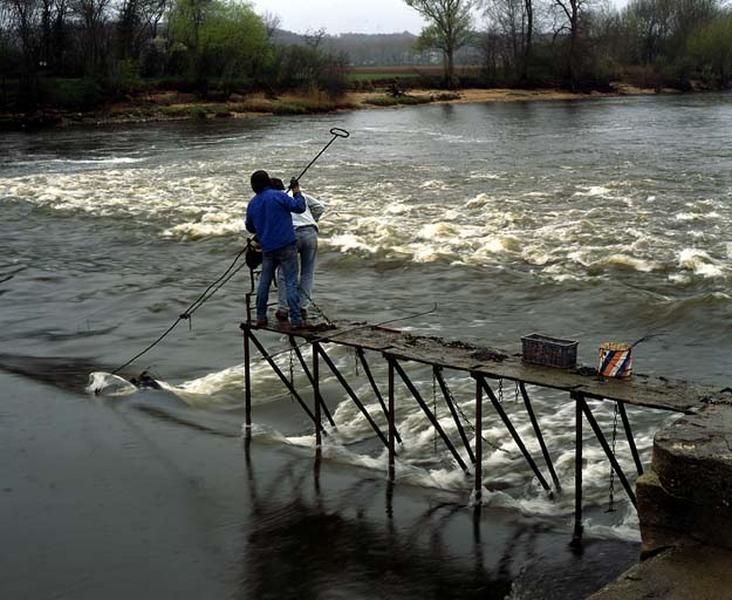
[245,170,307,329]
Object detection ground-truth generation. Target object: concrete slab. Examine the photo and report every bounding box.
[589,545,732,600]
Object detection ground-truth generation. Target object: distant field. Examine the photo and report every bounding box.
[348,65,481,82]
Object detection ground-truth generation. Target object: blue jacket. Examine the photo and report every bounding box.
[245,187,306,252]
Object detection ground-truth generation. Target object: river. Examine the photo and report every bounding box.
[1,92,731,599]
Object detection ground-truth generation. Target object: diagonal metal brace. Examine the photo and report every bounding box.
[579,395,637,508]
[356,347,402,445]
[288,335,336,428]
[434,366,476,465]
[314,343,391,450]
[248,330,326,435]
[390,357,471,474]
[476,375,551,491]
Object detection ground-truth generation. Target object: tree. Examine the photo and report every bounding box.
[403,0,477,87]
[550,0,594,88]
[483,0,535,81]
[688,11,732,87]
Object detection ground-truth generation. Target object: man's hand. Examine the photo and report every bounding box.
[290,177,301,194]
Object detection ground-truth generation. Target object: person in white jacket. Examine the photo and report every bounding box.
[270,177,325,323]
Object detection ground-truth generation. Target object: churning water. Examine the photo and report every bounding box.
[1,92,731,598]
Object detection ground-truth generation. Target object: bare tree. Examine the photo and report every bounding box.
[404,0,477,87]
[303,27,326,50]
[70,0,112,74]
[550,0,593,87]
[483,0,534,80]
[261,10,280,41]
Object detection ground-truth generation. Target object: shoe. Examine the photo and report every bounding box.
[275,309,289,322]
[255,319,268,328]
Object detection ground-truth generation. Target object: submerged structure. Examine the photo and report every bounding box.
[239,318,730,552]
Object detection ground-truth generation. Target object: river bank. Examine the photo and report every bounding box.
[0,84,661,130]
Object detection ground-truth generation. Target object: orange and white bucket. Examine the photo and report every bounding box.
[598,342,633,379]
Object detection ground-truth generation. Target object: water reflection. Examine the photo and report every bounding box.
[240,440,511,600]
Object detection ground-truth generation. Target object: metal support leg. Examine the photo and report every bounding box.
[290,336,336,428]
[434,366,476,465]
[474,376,483,504]
[357,348,402,445]
[519,382,561,491]
[247,330,325,435]
[315,343,390,449]
[388,359,396,483]
[391,358,470,475]
[571,392,583,548]
[617,401,644,476]
[314,343,322,448]
[243,324,252,435]
[478,377,551,492]
[580,397,637,508]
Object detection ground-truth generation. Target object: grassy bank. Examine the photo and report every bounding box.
[0,78,666,130]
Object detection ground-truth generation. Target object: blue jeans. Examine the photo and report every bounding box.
[257,243,301,326]
[278,226,318,313]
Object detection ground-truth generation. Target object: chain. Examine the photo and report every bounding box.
[515,381,520,403]
[354,348,360,376]
[438,372,516,457]
[606,402,619,512]
[498,379,504,403]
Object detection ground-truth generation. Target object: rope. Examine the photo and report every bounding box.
[112,246,248,375]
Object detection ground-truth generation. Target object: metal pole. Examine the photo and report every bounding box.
[243,324,252,435]
[391,358,471,474]
[316,343,390,449]
[571,392,583,548]
[291,336,336,428]
[478,377,551,492]
[248,329,325,434]
[434,366,476,464]
[314,341,322,448]
[519,382,561,491]
[580,398,638,508]
[474,375,483,504]
[617,401,644,476]
[357,347,402,444]
[388,357,396,483]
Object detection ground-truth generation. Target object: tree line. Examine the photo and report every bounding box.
[407,0,732,89]
[0,0,348,110]
[1,0,730,113]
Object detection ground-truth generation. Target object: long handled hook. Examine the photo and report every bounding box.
[288,127,351,189]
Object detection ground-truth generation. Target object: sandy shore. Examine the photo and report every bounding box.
[2,84,660,129]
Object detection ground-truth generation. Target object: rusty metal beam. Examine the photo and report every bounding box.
[357,347,401,445]
[315,343,390,449]
[519,382,561,491]
[390,357,470,474]
[434,366,476,465]
[247,329,325,435]
[288,335,336,428]
[617,401,644,476]
[477,376,551,492]
[579,395,637,508]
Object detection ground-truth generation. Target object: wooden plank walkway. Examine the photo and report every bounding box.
[254,321,720,415]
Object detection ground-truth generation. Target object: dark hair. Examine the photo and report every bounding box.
[270,177,285,191]
[250,170,271,194]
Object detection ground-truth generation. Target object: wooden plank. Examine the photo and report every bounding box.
[252,321,716,414]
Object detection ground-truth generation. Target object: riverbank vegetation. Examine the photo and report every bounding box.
[0,0,730,124]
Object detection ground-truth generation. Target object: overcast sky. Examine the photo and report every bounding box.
[251,0,630,35]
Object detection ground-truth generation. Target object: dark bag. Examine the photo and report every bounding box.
[245,238,262,270]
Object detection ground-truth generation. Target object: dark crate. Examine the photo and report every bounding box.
[521,333,578,369]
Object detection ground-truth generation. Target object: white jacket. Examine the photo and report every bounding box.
[291,193,325,230]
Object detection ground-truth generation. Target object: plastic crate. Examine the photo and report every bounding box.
[521,333,578,369]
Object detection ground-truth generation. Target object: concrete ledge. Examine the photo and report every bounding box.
[652,404,732,513]
[589,544,732,600]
